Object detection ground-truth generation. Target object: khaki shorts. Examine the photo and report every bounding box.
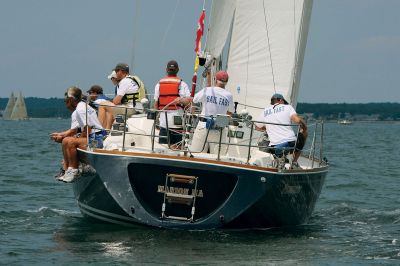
[112,104,136,118]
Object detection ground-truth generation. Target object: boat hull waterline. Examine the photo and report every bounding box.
[73,149,327,229]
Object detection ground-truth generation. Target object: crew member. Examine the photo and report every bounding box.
[189,70,233,154]
[154,60,191,147]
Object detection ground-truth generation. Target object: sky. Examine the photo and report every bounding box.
[0,0,399,103]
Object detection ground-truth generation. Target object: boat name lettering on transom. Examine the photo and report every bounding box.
[157,185,204,197]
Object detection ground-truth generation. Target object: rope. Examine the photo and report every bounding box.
[262,0,276,94]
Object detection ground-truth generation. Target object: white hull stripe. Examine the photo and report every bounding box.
[78,201,137,222]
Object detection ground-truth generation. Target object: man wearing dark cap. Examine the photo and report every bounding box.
[87,85,115,129]
[112,63,140,116]
[190,70,234,154]
[255,93,307,165]
[154,60,191,147]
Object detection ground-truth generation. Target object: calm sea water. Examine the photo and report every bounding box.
[1,119,399,265]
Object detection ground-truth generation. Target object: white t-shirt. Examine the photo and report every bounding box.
[154,80,190,128]
[255,104,297,145]
[116,77,139,97]
[193,86,234,116]
[73,101,104,132]
[70,111,79,130]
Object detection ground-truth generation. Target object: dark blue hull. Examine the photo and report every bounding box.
[74,149,327,229]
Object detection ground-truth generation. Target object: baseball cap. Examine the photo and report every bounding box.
[87,85,103,94]
[271,93,288,104]
[216,71,229,82]
[166,60,179,70]
[114,63,129,72]
[107,70,117,80]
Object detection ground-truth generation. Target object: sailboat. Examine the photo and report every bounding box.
[338,119,353,125]
[72,0,328,229]
[3,92,16,120]
[3,92,28,120]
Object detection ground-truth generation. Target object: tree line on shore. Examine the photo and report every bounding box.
[0,97,399,120]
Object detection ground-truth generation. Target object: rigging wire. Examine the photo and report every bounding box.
[130,0,141,69]
[262,0,276,94]
[291,0,297,104]
[161,0,180,50]
[244,38,250,107]
[202,0,212,53]
[236,102,264,110]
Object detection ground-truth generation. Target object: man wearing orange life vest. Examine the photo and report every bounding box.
[154,60,191,147]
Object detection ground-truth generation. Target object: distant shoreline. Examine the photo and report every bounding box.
[0,98,399,121]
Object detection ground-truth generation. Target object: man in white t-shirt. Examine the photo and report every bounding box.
[154,60,191,147]
[255,93,307,163]
[50,87,105,183]
[190,70,233,154]
[112,63,140,117]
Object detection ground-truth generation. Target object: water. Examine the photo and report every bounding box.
[1,119,400,265]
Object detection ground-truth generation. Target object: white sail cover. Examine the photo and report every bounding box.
[10,92,28,120]
[3,92,16,120]
[206,0,313,116]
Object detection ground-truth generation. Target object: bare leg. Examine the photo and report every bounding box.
[99,102,115,130]
[62,137,87,169]
[98,106,107,128]
[104,106,115,129]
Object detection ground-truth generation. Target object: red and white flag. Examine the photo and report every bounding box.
[194,9,205,54]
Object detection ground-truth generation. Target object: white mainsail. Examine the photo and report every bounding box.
[3,92,16,120]
[10,92,28,120]
[205,0,313,116]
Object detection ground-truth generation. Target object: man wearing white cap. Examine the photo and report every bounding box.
[107,70,119,88]
[255,93,307,164]
[190,70,233,154]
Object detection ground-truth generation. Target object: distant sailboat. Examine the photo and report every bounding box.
[338,119,353,125]
[3,92,16,120]
[3,92,28,120]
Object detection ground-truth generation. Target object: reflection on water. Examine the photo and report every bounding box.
[52,218,329,265]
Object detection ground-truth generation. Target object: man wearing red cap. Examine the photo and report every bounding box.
[154,60,191,147]
[190,70,233,154]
